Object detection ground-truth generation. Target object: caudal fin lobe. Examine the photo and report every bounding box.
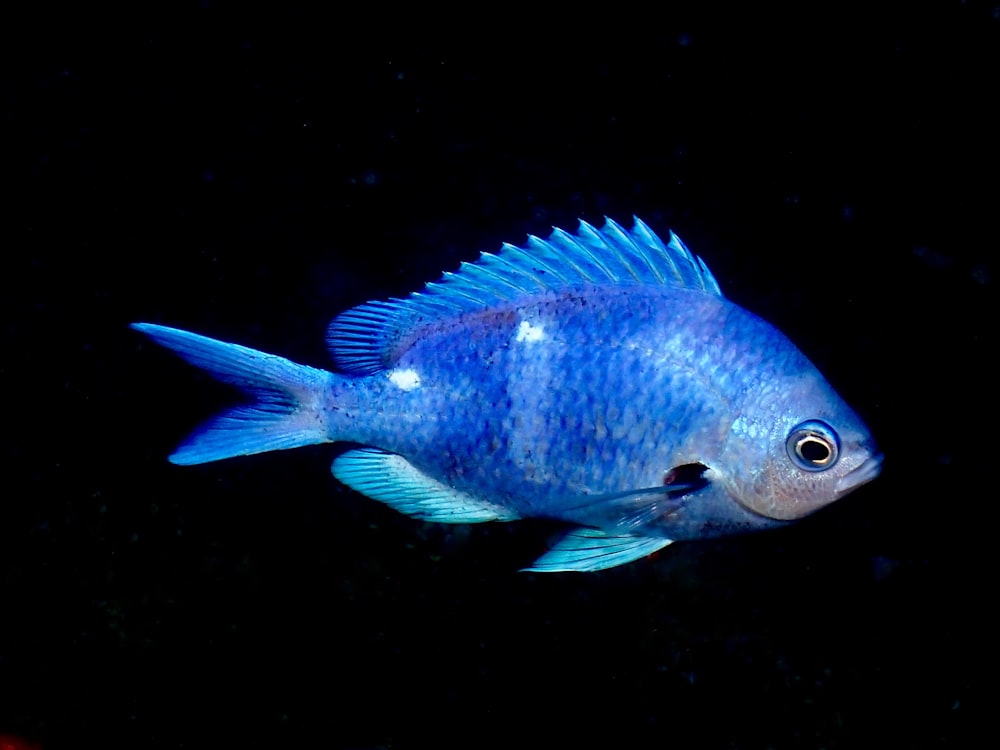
[131,323,332,465]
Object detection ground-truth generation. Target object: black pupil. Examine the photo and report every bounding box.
[800,436,830,463]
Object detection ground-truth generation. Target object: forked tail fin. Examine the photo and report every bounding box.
[132,323,333,465]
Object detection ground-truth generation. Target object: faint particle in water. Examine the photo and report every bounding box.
[349,171,380,187]
[871,554,902,582]
[971,263,991,286]
[912,245,955,270]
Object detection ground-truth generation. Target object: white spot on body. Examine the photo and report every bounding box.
[388,368,421,391]
[515,320,546,343]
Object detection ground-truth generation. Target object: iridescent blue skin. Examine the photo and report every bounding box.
[325,283,875,540]
[133,218,882,570]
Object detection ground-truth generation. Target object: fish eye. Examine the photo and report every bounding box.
[786,420,840,472]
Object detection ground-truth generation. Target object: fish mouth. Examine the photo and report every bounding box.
[835,452,884,495]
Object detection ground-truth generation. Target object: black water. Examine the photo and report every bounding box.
[4,5,996,748]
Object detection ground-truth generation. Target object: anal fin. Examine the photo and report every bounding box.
[522,527,673,573]
[332,448,518,523]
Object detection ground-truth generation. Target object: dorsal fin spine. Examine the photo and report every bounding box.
[481,252,548,292]
[559,223,623,283]
[588,218,646,282]
[502,242,570,284]
[622,217,668,284]
[528,235,596,282]
[465,256,531,294]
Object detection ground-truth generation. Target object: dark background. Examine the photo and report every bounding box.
[3,3,996,748]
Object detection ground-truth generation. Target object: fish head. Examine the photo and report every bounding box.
[718,369,882,521]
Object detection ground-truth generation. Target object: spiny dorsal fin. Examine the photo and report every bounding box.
[327,217,722,374]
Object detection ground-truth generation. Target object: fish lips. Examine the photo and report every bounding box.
[834,451,884,495]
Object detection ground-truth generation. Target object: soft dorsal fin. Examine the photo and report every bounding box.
[327,216,722,374]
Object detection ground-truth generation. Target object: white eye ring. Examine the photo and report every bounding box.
[786,420,840,472]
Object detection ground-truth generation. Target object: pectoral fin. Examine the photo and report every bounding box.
[554,464,711,532]
[522,527,673,573]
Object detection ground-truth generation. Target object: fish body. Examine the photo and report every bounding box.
[133,217,881,572]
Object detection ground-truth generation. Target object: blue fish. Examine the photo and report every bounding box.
[133,217,882,572]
